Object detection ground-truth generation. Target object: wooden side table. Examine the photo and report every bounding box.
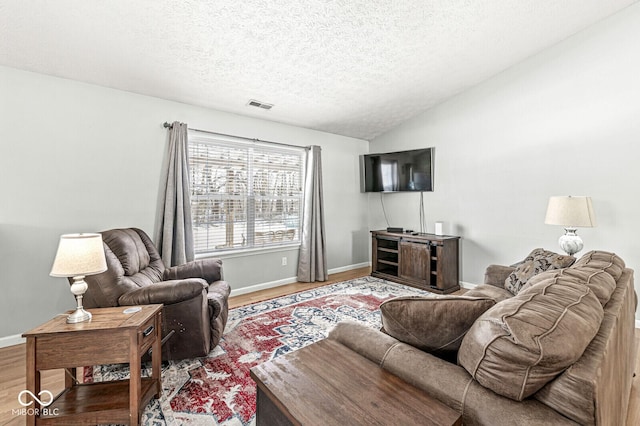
[22,304,162,425]
[251,338,462,426]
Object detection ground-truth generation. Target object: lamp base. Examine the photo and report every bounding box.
[67,276,92,323]
[558,227,583,256]
[67,307,92,323]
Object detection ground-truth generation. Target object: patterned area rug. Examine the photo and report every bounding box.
[88,276,431,425]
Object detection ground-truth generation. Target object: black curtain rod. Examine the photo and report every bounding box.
[163,122,309,150]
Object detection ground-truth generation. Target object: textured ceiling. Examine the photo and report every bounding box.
[0,0,636,140]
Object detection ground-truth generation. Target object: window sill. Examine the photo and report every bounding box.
[195,243,301,260]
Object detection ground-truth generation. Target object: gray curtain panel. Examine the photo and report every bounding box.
[297,145,328,282]
[155,121,195,266]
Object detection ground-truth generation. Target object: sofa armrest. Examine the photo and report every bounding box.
[118,279,208,306]
[484,264,515,288]
[329,320,400,365]
[164,258,223,283]
[329,322,578,426]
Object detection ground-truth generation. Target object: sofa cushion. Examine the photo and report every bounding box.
[521,267,616,306]
[534,268,634,426]
[381,296,496,356]
[571,250,625,280]
[458,279,603,401]
[504,248,575,294]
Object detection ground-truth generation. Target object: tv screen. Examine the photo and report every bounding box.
[360,148,434,192]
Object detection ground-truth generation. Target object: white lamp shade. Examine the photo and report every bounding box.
[544,196,596,228]
[50,233,108,277]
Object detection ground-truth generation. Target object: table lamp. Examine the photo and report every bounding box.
[544,196,596,256]
[50,233,107,323]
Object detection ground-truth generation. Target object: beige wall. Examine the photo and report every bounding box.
[0,67,369,340]
[368,3,640,318]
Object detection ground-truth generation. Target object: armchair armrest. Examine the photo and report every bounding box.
[206,280,231,318]
[118,279,208,306]
[484,264,515,288]
[164,258,223,283]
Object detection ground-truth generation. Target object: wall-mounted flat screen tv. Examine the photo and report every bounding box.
[360,147,434,192]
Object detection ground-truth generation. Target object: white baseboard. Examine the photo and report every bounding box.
[0,334,25,349]
[328,262,370,275]
[230,276,298,297]
[229,262,371,298]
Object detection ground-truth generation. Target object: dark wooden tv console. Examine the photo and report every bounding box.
[371,230,460,294]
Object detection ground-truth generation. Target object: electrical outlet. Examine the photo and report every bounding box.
[281,256,287,266]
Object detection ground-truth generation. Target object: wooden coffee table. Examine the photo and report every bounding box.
[250,338,462,426]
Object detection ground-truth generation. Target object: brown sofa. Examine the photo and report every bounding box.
[327,250,636,425]
[82,228,231,360]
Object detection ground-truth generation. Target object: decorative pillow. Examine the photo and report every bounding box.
[504,248,575,294]
[380,296,496,356]
[458,280,603,401]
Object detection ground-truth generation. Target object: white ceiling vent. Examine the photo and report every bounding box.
[247,99,274,110]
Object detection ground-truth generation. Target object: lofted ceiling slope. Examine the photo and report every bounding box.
[0,0,637,140]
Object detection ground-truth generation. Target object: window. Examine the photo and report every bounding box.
[188,131,305,254]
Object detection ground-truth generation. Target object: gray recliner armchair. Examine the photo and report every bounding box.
[81,227,230,360]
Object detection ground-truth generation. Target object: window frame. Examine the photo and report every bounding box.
[188,130,306,256]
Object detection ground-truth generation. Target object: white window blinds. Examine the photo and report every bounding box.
[188,131,305,254]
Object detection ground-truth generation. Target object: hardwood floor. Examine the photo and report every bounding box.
[228,266,372,307]
[1,266,639,425]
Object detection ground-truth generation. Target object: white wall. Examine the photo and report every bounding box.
[4,4,639,342]
[0,66,369,340]
[369,3,640,317]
